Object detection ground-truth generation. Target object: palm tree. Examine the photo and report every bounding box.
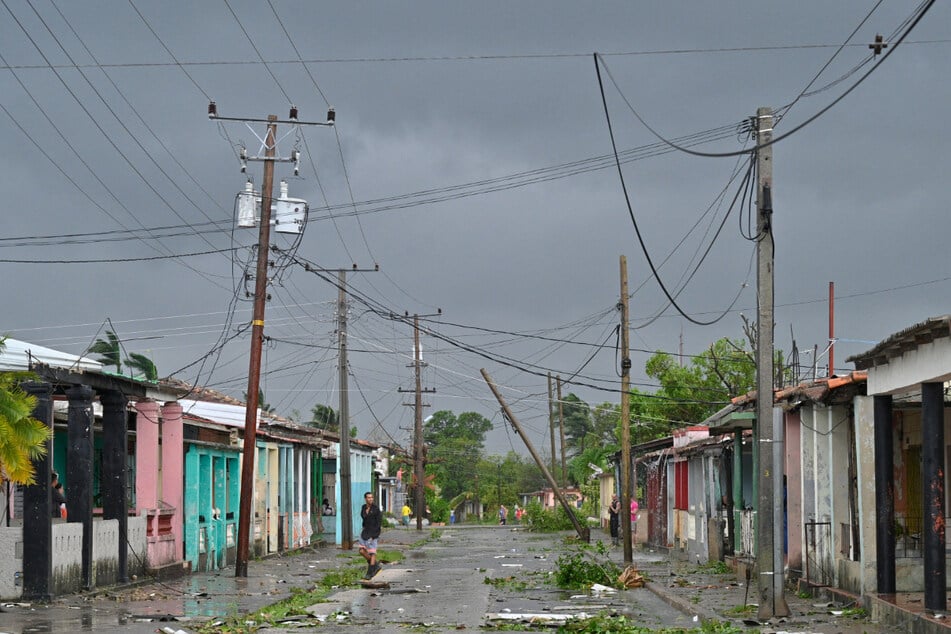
[243,388,275,415]
[125,353,158,381]
[88,330,122,373]
[0,340,50,485]
[309,404,339,431]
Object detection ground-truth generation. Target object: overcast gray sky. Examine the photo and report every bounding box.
[1,1,947,455]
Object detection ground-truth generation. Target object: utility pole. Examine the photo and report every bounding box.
[547,373,557,479]
[557,376,566,486]
[482,369,589,542]
[209,103,334,578]
[330,265,377,548]
[235,115,276,579]
[337,270,353,550]
[619,255,633,564]
[754,106,789,618]
[398,314,437,530]
[828,281,835,377]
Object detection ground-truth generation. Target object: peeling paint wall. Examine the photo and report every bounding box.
[785,410,803,578]
[0,527,23,599]
[853,395,877,595]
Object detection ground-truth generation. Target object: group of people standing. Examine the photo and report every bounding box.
[498,503,524,525]
[608,493,639,547]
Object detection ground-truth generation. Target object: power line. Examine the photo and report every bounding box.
[592,0,938,159]
[2,40,948,70]
[0,246,242,264]
[594,54,748,327]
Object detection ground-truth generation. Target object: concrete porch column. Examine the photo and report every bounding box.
[66,384,94,590]
[21,382,53,600]
[134,400,160,513]
[160,401,184,561]
[100,390,129,582]
[873,394,895,594]
[921,382,946,612]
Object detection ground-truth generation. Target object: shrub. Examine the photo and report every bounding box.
[428,497,449,523]
[553,542,622,590]
[523,501,575,532]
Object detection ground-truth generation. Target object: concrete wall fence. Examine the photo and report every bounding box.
[0,516,148,600]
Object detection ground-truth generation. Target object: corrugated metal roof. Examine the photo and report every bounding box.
[0,337,102,372]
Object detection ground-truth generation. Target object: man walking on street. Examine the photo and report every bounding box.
[359,491,383,579]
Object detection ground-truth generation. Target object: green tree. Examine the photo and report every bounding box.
[88,330,122,373]
[589,402,621,449]
[567,444,613,487]
[124,352,158,381]
[0,341,50,485]
[425,411,492,502]
[561,393,592,456]
[471,452,546,512]
[309,404,339,431]
[627,336,758,444]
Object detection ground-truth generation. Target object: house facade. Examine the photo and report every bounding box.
[0,339,381,600]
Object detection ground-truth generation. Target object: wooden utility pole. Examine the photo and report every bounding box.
[619,255,633,564]
[235,115,277,578]
[337,270,353,549]
[754,106,789,619]
[547,373,557,477]
[482,369,589,542]
[557,376,567,486]
[210,103,334,578]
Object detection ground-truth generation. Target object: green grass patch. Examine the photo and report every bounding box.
[484,614,744,633]
[724,603,756,615]
[839,606,868,618]
[695,560,732,575]
[409,528,443,549]
[483,575,530,591]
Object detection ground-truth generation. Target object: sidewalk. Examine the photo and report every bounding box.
[611,541,896,634]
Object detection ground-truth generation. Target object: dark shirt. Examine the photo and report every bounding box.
[52,487,66,518]
[608,500,620,519]
[361,503,382,540]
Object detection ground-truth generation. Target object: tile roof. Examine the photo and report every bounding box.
[846,315,951,369]
[730,370,868,407]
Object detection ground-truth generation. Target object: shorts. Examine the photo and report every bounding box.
[358,536,378,554]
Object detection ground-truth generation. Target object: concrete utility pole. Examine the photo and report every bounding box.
[753,106,789,619]
[547,373,557,479]
[619,255,633,564]
[209,103,334,578]
[557,376,567,486]
[330,265,376,547]
[337,270,353,549]
[481,369,589,542]
[398,314,436,530]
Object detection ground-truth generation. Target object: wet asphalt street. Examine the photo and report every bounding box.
[0,524,889,633]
